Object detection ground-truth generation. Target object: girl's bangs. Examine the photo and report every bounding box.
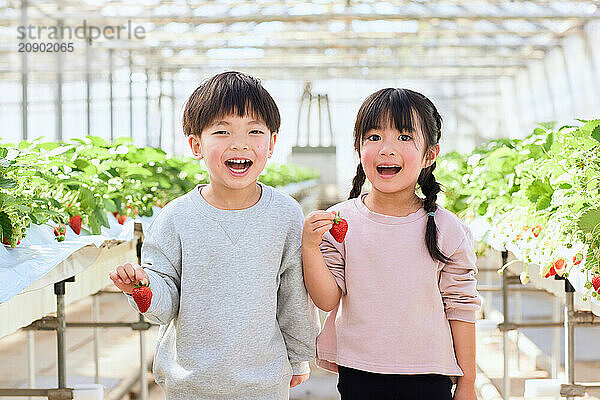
[359,89,418,138]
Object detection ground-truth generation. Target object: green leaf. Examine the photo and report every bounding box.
[74,159,98,175]
[88,214,101,235]
[578,208,600,234]
[559,183,573,189]
[536,195,552,210]
[0,147,7,158]
[113,137,133,146]
[0,177,17,189]
[103,198,117,212]
[78,187,96,209]
[543,132,554,152]
[0,211,12,240]
[11,204,31,213]
[94,207,110,229]
[591,124,600,143]
[87,136,108,148]
[526,179,554,204]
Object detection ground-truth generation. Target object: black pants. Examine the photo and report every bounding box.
[337,365,454,400]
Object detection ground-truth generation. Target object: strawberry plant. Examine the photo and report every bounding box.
[0,136,318,247]
[438,119,600,299]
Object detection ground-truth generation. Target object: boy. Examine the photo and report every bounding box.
[109,71,320,400]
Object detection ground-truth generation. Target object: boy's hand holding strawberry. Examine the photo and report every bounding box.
[109,262,152,312]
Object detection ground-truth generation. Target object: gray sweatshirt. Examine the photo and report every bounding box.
[125,182,320,400]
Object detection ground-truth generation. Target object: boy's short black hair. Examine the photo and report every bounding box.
[182,71,281,137]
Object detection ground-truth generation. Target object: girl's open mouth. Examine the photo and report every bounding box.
[225,158,253,176]
[376,165,402,177]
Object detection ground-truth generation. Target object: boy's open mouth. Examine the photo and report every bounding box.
[225,158,253,175]
[376,164,402,176]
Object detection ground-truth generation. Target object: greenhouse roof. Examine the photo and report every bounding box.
[0,0,599,81]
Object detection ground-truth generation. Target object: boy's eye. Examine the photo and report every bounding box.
[399,134,412,141]
[366,134,381,141]
[249,130,265,135]
[212,130,229,135]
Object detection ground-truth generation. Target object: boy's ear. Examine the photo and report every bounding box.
[188,135,203,160]
[268,132,277,158]
[425,144,440,168]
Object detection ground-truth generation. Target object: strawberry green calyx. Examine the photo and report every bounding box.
[333,212,343,224]
[133,280,150,289]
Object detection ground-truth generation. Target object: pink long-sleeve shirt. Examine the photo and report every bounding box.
[315,194,481,382]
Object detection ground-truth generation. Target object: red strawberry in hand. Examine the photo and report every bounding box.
[592,275,600,293]
[132,280,152,313]
[69,215,82,235]
[329,212,348,243]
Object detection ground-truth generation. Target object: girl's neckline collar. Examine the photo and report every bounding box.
[353,193,427,224]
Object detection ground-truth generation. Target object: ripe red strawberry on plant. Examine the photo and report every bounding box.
[53,224,67,241]
[132,280,152,313]
[117,214,127,225]
[553,258,566,276]
[573,253,583,266]
[329,211,348,243]
[69,215,82,235]
[592,275,600,293]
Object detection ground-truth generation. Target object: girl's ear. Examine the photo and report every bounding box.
[425,143,440,168]
[188,135,204,160]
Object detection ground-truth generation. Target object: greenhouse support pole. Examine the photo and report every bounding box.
[305,92,312,146]
[564,279,576,400]
[129,51,133,139]
[136,234,148,400]
[139,313,147,400]
[85,36,91,135]
[56,18,64,141]
[317,94,322,147]
[552,296,561,379]
[580,28,600,101]
[27,330,35,396]
[325,94,334,146]
[515,282,522,371]
[145,68,149,147]
[20,0,28,141]
[158,69,164,149]
[109,48,114,143]
[525,67,540,123]
[541,58,558,118]
[54,278,74,389]
[170,74,176,154]
[501,250,510,400]
[92,294,100,384]
[558,45,577,116]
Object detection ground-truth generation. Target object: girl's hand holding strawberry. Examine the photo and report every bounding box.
[302,211,336,249]
[109,262,149,295]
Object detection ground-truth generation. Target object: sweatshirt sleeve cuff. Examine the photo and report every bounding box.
[290,361,311,376]
[446,308,476,323]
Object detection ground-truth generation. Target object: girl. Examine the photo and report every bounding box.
[302,88,481,400]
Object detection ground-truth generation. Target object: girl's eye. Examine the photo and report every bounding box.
[366,134,381,141]
[399,134,412,141]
